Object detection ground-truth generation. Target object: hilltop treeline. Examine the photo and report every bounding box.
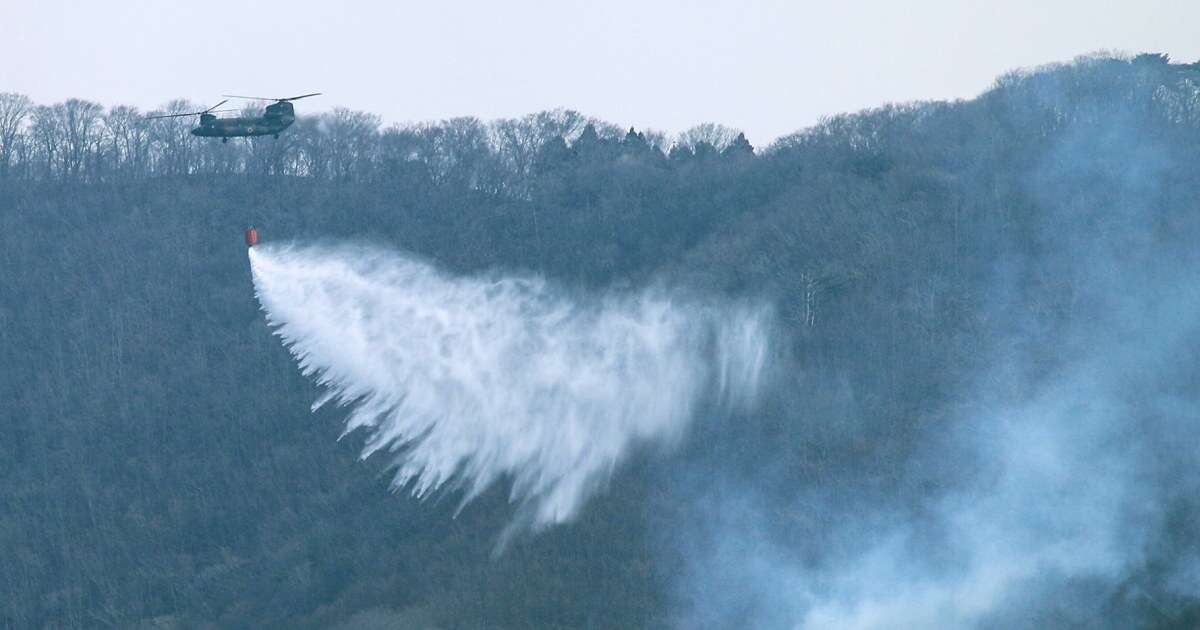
[0,91,756,186]
[3,52,1200,629]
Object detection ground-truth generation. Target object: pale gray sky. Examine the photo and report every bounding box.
[3,0,1198,146]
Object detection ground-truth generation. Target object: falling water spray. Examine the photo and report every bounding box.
[249,242,772,542]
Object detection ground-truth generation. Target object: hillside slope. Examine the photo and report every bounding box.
[2,53,1200,628]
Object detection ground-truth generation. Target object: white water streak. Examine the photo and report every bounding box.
[250,242,771,536]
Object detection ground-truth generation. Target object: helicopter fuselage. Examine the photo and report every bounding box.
[191,114,294,138]
[191,100,298,139]
[151,96,317,141]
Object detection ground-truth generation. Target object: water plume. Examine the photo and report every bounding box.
[249,242,771,540]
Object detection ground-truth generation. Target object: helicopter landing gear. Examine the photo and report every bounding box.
[222,137,228,144]
[273,134,279,139]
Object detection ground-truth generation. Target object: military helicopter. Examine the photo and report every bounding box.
[146,93,321,143]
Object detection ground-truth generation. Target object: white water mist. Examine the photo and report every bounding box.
[249,242,771,539]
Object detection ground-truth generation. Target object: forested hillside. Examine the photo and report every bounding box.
[3,53,1200,629]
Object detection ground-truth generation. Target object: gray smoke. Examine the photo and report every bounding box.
[669,80,1200,628]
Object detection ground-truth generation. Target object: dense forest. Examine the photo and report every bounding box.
[3,52,1200,628]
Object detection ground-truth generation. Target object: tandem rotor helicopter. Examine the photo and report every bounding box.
[146,93,321,142]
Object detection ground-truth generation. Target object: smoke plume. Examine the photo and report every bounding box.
[249,242,771,542]
[668,77,1200,629]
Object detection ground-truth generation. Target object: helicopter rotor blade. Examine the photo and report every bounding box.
[221,92,322,102]
[203,99,229,113]
[144,106,239,120]
[145,111,205,119]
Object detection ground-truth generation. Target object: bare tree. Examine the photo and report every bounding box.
[0,93,32,178]
[410,117,492,188]
[290,115,326,178]
[324,108,381,180]
[147,99,199,175]
[57,99,104,180]
[490,109,594,195]
[30,105,63,179]
[675,122,743,152]
[103,106,150,179]
[374,125,426,183]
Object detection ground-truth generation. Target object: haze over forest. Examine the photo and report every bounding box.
[3,52,1200,628]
